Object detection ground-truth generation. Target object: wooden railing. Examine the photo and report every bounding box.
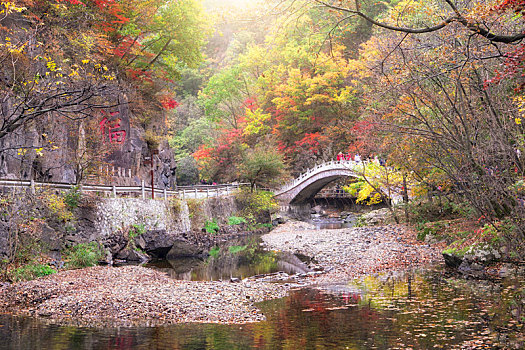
[0,178,249,200]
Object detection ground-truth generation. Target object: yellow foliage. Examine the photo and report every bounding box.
[44,194,73,222]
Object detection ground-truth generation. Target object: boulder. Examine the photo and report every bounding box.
[39,224,62,252]
[141,229,180,258]
[311,205,322,214]
[463,245,501,264]
[359,208,391,226]
[443,252,463,268]
[166,238,205,259]
[115,247,149,262]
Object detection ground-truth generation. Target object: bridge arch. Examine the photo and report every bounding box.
[275,161,362,205]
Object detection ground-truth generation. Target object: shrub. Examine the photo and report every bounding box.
[235,189,278,224]
[228,245,247,254]
[354,215,367,227]
[227,216,247,226]
[186,198,205,228]
[44,193,74,222]
[10,263,56,282]
[64,186,82,209]
[170,198,182,215]
[204,219,219,234]
[130,223,146,238]
[208,246,220,258]
[65,242,104,268]
[407,198,476,224]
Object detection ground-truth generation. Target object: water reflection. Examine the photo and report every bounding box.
[1,269,523,349]
[145,236,310,281]
[310,217,355,230]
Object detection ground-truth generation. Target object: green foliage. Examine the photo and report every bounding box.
[65,242,104,269]
[238,145,286,190]
[236,189,279,220]
[208,246,220,258]
[176,156,200,185]
[204,219,220,234]
[227,216,247,225]
[416,222,439,241]
[228,245,247,254]
[130,224,146,239]
[10,264,56,282]
[64,186,82,209]
[199,65,245,123]
[257,223,273,229]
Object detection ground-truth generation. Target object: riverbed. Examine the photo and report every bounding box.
[0,221,523,349]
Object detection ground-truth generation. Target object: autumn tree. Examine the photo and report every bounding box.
[238,143,286,191]
[0,1,121,153]
[352,0,525,247]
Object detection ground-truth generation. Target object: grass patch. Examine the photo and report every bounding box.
[10,263,56,282]
[228,245,247,254]
[209,246,220,258]
[204,219,219,234]
[227,216,247,226]
[65,242,104,268]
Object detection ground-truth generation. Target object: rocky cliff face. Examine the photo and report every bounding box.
[0,94,175,188]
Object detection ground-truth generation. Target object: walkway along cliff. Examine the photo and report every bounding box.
[0,186,273,267]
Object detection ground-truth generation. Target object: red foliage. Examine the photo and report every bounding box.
[487,0,525,90]
[243,97,258,111]
[496,0,525,13]
[193,145,212,160]
[160,97,179,110]
[295,132,326,154]
[126,69,153,83]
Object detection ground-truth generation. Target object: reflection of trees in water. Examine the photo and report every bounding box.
[2,271,523,349]
[160,236,283,281]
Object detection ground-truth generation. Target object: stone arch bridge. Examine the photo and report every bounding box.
[274,160,362,208]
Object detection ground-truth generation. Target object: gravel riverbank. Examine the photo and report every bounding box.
[0,221,446,326]
[262,221,446,284]
[0,265,288,327]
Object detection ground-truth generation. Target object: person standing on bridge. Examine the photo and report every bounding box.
[354,153,361,163]
[337,152,344,161]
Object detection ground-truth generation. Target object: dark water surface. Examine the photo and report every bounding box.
[1,268,523,349]
[144,235,310,281]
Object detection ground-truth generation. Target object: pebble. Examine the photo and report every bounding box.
[0,266,289,327]
[262,221,446,284]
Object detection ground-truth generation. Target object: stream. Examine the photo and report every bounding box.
[1,220,524,349]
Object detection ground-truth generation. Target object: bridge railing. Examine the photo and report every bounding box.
[277,160,368,194]
[0,178,249,200]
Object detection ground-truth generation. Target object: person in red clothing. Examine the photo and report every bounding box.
[337,152,343,161]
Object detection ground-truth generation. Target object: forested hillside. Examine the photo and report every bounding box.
[168,0,525,255]
[1,0,208,186]
[2,0,525,254]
